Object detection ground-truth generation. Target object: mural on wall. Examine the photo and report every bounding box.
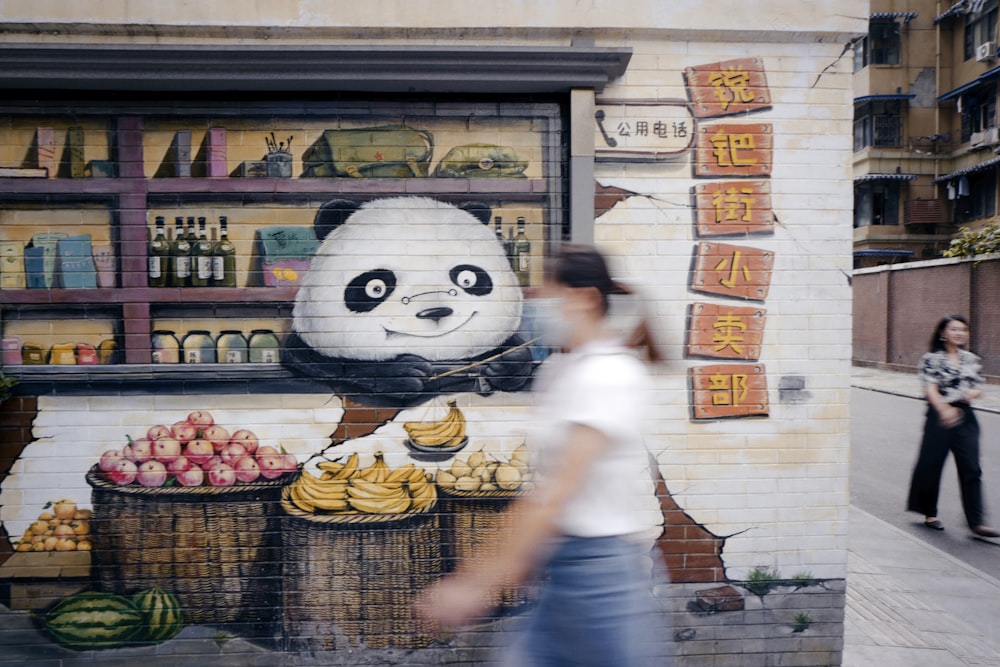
[0,53,836,657]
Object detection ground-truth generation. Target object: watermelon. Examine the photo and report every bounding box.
[130,587,184,643]
[45,591,143,650]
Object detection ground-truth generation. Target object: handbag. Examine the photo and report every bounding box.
[301,124,434,178]
[433,143,528,178]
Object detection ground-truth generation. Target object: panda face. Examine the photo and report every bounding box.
[293,197,523,362]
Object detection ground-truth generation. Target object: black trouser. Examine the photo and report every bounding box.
[907,402,984,528]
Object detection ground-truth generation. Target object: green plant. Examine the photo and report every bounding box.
[942,221,1000,259]
[0,371,16,402]
[743,565,780,597]
[790,571,819,589]
[791,612,813,633]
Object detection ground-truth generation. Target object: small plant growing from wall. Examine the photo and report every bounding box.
[790,571,819,590]
[0,371,16,403]
[743,565,781,598]
[791,612,813,633]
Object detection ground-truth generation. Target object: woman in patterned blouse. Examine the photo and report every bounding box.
[906,314,999,537]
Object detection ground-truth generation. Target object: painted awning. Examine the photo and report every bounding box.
[933,155,1000,183]
[854,94,915,104]
[854,173,918,183]
[853,249,916,257]
[935,0,975,24]
[871,11,918,22]
[938,64,1000,102]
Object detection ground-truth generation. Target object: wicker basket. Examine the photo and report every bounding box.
[438,487,532,610]
[86,467,286,630]
[279,487,443,650]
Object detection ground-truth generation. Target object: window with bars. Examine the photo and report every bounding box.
[964,0,999,60]
[854,20,901,71]
[854,100,903,150]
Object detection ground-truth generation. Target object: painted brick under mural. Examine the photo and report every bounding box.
[0,3,862,665]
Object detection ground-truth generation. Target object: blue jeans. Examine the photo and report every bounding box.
[502,535,671,667]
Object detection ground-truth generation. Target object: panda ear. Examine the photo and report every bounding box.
[314,200,362,240]
[456,201,493,226]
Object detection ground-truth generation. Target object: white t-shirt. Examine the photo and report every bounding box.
[532,339,657,538]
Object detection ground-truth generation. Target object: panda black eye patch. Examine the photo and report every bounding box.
[449,264,493,296]
[345,269,397,312]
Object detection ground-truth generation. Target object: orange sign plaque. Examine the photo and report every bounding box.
[691,242,774,301]
[687,302,767,361]
[684,57,772,119]
[694,180,774,237]
[694,123,772,178]
[690,363,769,419]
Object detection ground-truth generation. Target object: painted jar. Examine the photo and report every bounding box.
[151,330,180,364]
[182,330,216,364]
[248,329,280,363]
[217,330,248,364]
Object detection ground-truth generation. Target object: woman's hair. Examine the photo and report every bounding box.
[929,314,969,352]
[546,243,663,362]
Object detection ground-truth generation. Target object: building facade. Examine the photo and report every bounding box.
[0,3,863,665]
[854,0,1000,267]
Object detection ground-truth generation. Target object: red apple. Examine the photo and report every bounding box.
[99,449,123,472]
[229,429,259,456]
[283,453,298,473]
[170,421,198,444]
[200,455,222,471]
[233,456,260,483]
[220,442,248,466]
[167,455,192,475]
[208,462,236,487]
[129,438,154,463]
[186,410,214,428]
[153,437,182,463]
[175,465,205,487]
[136,460,168,487]
[255,445,279,459]
[202,425,231,452]
[258,453,294,479]
[108,459,138,485]
[147,424,172,441]
[184,439,214,466]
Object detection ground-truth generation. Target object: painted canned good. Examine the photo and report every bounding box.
[76,343,98,365]
[217,330,248,364]
[97,339,118,365]
[21,344,46,365]
[2,337,21,366]
[50,343,77,365]
[248,330,280,363]
[182,330,216,364]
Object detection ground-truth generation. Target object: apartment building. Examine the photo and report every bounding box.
[854,0,1000,267]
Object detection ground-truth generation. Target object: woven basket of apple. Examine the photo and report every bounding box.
[435,445,534,610]
[279,452,442,650]
[85,411,296,630]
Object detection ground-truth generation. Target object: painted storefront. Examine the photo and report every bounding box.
[0,3,863,665]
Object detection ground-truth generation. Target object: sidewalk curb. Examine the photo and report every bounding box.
[851,382,1000,416]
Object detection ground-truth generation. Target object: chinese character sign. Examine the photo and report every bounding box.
[687,302,767,361]
[695,123,773,177]
[594,103,695,160]
[690,363,769,419]
[685,57,772,119]
[694,180,774,237]
[692,242,774,301]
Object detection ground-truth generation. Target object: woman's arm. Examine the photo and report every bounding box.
[926,382,963,428]
[415,423,610,630]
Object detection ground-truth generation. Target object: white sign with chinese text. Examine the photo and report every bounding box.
[594,102,695,160]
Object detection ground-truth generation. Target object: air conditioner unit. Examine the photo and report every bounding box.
[985,126,1000,145]
[970,130,986,147]
[976,41,996,62]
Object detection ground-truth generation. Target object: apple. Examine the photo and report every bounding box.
[129,438,154,463]
[202,425,231,452]
[283,453,298,473]
[175,465,205,487]
[109,459,138,485]
[229,429,259,456]
[184,439,214,466]
[167,456,192,475]
[200,455,222,471]
[258,452,294,479]
[137,460,168,487]
[255,445,279,459]
[153,437,182,463]
[99,449,123,472]
[170,421,198,444]
[220,442,248,466]
[207,462,236,487]
[233,456,260,483]
[186,410,214,428]
[147,424,172,441]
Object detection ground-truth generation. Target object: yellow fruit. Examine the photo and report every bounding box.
[495,464,522,491]
[455,476,481,492]
[73,509,93,520]
[76,541,93,551]
[450,460,472,478]
[30,521,49,535]
[480,482,498,492]
[467,450,485,468]
[52,500,77,521]
[53,525,75,538]
[55,538,77,551]
[436,470,457,489]
[38,512,55,521]
[15,541,32,552]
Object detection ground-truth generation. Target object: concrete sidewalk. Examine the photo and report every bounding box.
[845,367,1000,666]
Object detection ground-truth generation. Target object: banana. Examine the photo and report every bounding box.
[287,484,316,513]
[297,469,349,498]
[403,400,467,447]
[348,495,412,515]
[385,463,416,484]
[326,453,359,481]
[347,479,405,499]
[410,479,437,511]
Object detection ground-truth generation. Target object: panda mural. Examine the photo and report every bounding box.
[284,196,538,412]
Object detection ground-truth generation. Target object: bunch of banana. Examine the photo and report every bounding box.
[436,444,533,494]
[403,399,467,448]
[287,453,437,515]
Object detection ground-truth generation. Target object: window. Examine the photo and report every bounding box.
[954,171,997,222]
[961,84,998,141]
[854,181,900,227]
[964,0,999,60]
[854,100,903,150]
[854,20,901,71]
